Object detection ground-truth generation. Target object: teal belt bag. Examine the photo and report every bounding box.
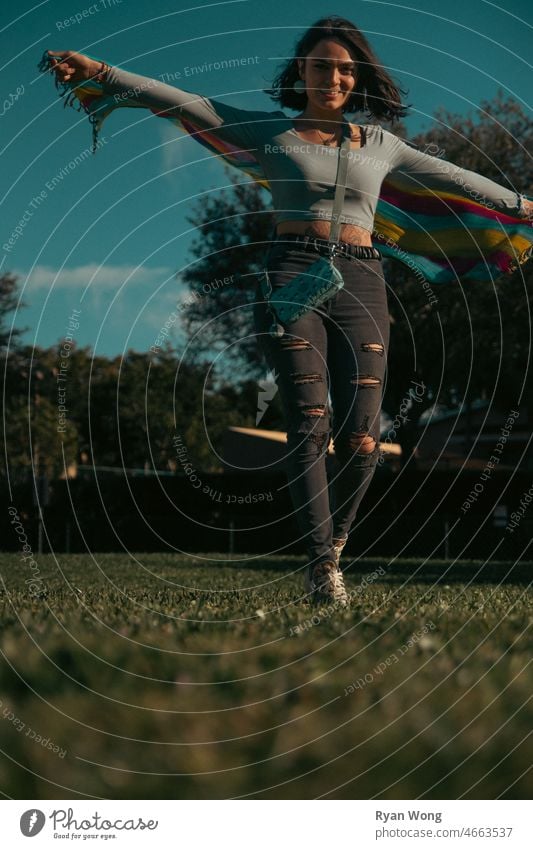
[261,129,352,338]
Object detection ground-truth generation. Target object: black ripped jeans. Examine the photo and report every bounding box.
[253,239,390,567]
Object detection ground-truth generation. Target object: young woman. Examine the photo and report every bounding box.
[44,16,532,607]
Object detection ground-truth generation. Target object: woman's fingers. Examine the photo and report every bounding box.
[48,54,69,73]
[51,64,71,81]
[46,50,90,82]
[48,50,73,68]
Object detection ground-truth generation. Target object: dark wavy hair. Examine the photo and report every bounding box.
[265,15,409,122]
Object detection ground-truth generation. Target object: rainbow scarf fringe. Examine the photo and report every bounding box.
[38,51,533,285]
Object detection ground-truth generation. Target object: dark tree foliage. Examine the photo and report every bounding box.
[2,343,259,479]
[0,272,26,350]
[179,175,276,381]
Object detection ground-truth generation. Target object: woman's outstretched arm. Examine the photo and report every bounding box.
[45,50,261,151]
[384,129,531,219]
[101,64,260,150]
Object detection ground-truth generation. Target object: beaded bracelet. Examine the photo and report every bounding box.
[93,61,111,83]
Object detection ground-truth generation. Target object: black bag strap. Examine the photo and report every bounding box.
[328,121,352,246]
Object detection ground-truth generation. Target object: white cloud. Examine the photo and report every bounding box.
[157,122,191,173]
[13,264,175,291]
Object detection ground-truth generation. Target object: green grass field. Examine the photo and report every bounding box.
[0,552,531,799]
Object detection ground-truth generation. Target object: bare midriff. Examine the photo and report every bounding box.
[275,120,374,246]
[275,219,373,245]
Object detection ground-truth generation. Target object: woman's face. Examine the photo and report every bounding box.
[297,38,358,112]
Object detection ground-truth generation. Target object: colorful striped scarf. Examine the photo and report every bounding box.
[38,51,533,285]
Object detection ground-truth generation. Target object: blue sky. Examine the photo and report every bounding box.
[2,0,531,356]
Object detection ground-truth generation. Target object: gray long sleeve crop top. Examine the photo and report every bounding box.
[102,65,525,231]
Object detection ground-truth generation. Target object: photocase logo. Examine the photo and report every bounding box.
[20,809,46,836]
[256,369,278,425]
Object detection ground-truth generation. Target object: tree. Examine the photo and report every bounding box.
[178,174,276,381]
[2,341,264,479]
[0,272,27,350]
[2,345,78,483]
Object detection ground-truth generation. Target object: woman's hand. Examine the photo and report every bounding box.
[46,50,101,84]
[520,198,533,221]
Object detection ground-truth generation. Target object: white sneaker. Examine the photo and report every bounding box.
[304,559,349,607]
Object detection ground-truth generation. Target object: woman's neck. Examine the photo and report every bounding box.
[296,108,345,131]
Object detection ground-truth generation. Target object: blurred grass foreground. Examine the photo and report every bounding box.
[0,552,531,799]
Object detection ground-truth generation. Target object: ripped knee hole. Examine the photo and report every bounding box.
[348,432,377,453]
[351,374,381,386]
[361,342,385,356]
[280,338,312,350]
[302,404,327,417]
[291,372,324,384]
